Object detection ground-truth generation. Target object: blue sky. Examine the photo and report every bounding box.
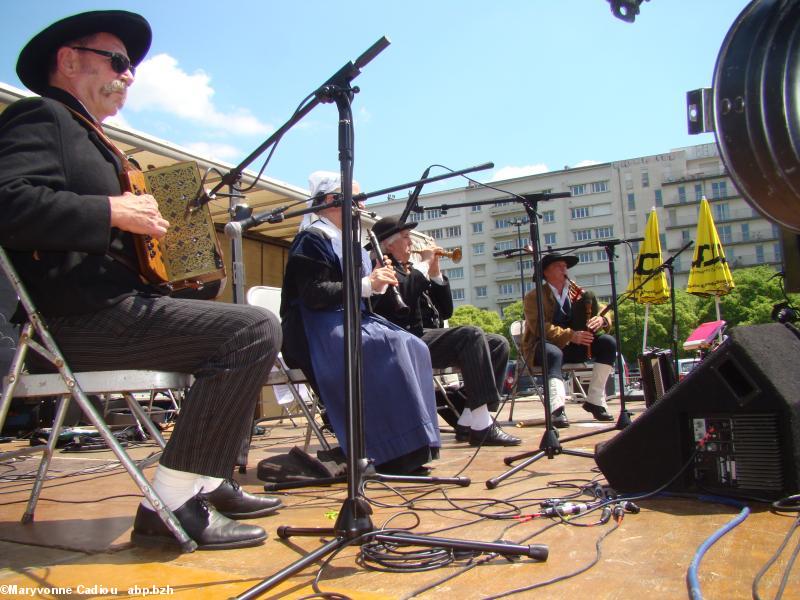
[1,1,749,199]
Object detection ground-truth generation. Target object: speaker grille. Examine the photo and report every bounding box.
[691,413,783,494]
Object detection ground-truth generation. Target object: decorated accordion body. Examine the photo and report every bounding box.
[131,161,226,296]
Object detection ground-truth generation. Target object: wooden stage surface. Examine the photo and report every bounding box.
[1,395,798,599]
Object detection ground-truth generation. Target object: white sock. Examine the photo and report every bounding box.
[470,404,493,430]
[457,407,472,427]
[140,465,222,511]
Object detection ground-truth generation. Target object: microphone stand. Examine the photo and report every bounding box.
[235,45,544,600]
[484,194,601,490]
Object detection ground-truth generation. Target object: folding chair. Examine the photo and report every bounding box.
[0,247,197,552]
[246,285,330,452]
[507,320,593,421]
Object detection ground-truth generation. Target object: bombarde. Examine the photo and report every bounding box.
[435,247,462,263]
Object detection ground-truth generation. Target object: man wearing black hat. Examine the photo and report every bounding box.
[521,253,617,427]
[370,216,521,447]
[0,10,283,550]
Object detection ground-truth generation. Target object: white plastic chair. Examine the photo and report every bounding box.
[246,285,329,451]
[508,320,593,420]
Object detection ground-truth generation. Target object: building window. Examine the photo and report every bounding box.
[409,212,424,223]
[591,180,609,193]
[694,183,704,201]
[493,200,511,208]
[570,183,587,196]
[495,219,511,229]
[495,240,516,252]
[498,283,514,296]
[678,186,687,203]
[594,226,614,239]
[425,209,442,220]
[711,181,728,199]
[542,210,555,223]
[574,229,592,241]
[445,267,464,280]
[624,173,633,190]
[594,203,612,216]
[641,170,650,187]
[577,251,595,263]
[755,244,765,263]
[719,225,732,244]
[451,288,465,301]
[474,264,486,276]
[472,222,483,234]
[544,232,557,245]
[682,229,691,243]
[775,243,782,262]
[741,223,750,242]
[471,205,482,212]
[570,206,590,219]
[475,286,487,298]
[654,189,663,207]
[660,233,667,248]
[713,203,730,222]
[627,193,636,212]
[426,228,443,239]
[524,280,534,293]
[472,243,485,256]
[444,225,461,238]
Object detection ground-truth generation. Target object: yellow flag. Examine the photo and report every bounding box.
[626,208,670,304]
[687,197,735,297]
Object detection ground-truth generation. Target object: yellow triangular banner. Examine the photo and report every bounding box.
[687,197,735,297]
[626,209,670,304]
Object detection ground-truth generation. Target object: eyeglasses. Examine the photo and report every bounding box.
[70,47,134,75]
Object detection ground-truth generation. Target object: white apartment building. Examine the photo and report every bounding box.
[367,143,783,315]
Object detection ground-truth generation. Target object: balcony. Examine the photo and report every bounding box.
[662,168,727,185]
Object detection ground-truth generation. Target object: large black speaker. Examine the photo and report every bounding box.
[596,323,800,500]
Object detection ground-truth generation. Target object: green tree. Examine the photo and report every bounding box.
[615,290,701,366]
[694,265,798,327]
[449,304,505,337]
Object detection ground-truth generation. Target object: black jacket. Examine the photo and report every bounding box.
[0,87,152,318]
[372,256,453,337]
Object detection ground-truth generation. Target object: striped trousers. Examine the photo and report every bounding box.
[421,326,509,411]
[44,295,281,478]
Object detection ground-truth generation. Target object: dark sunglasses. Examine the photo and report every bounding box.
[70,46,134,75]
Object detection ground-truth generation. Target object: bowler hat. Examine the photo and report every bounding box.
[540,252,579,271]
[371,216,418,243]
[16,10,152,95]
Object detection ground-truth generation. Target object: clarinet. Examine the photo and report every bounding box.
[367,228,410,316]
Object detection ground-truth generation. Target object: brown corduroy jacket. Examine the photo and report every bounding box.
[520,284,613,362]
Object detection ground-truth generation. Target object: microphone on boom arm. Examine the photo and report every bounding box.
[398,165,432,225]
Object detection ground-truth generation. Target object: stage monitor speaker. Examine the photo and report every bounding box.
[596,323,800,500]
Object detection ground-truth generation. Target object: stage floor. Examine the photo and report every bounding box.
[1,395,797,599]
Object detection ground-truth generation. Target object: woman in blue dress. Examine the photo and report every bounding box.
[280,172,440,475]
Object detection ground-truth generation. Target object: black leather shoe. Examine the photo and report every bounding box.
[469,424,522,446]
[552,408,570,429]
[582,402,615,422]
[131,496,267,550]
[198,479,282,519]
[455,424,471,442]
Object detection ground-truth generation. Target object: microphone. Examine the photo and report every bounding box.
[398,165,432,224]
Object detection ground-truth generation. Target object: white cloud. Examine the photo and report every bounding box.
[491,164,549,181]
[125,53,272,136]
[573,159,600,168]
[183,141,243,163]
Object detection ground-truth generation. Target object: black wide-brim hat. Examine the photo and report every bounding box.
[540,252,579,272]
[17,10,152,95]
[368,216,418,250]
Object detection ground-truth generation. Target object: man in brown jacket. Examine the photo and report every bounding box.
[522,253,616,428]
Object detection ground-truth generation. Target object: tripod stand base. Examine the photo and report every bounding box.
[236,497,548,599]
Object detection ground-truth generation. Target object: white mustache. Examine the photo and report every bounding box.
[102,80,128,94]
